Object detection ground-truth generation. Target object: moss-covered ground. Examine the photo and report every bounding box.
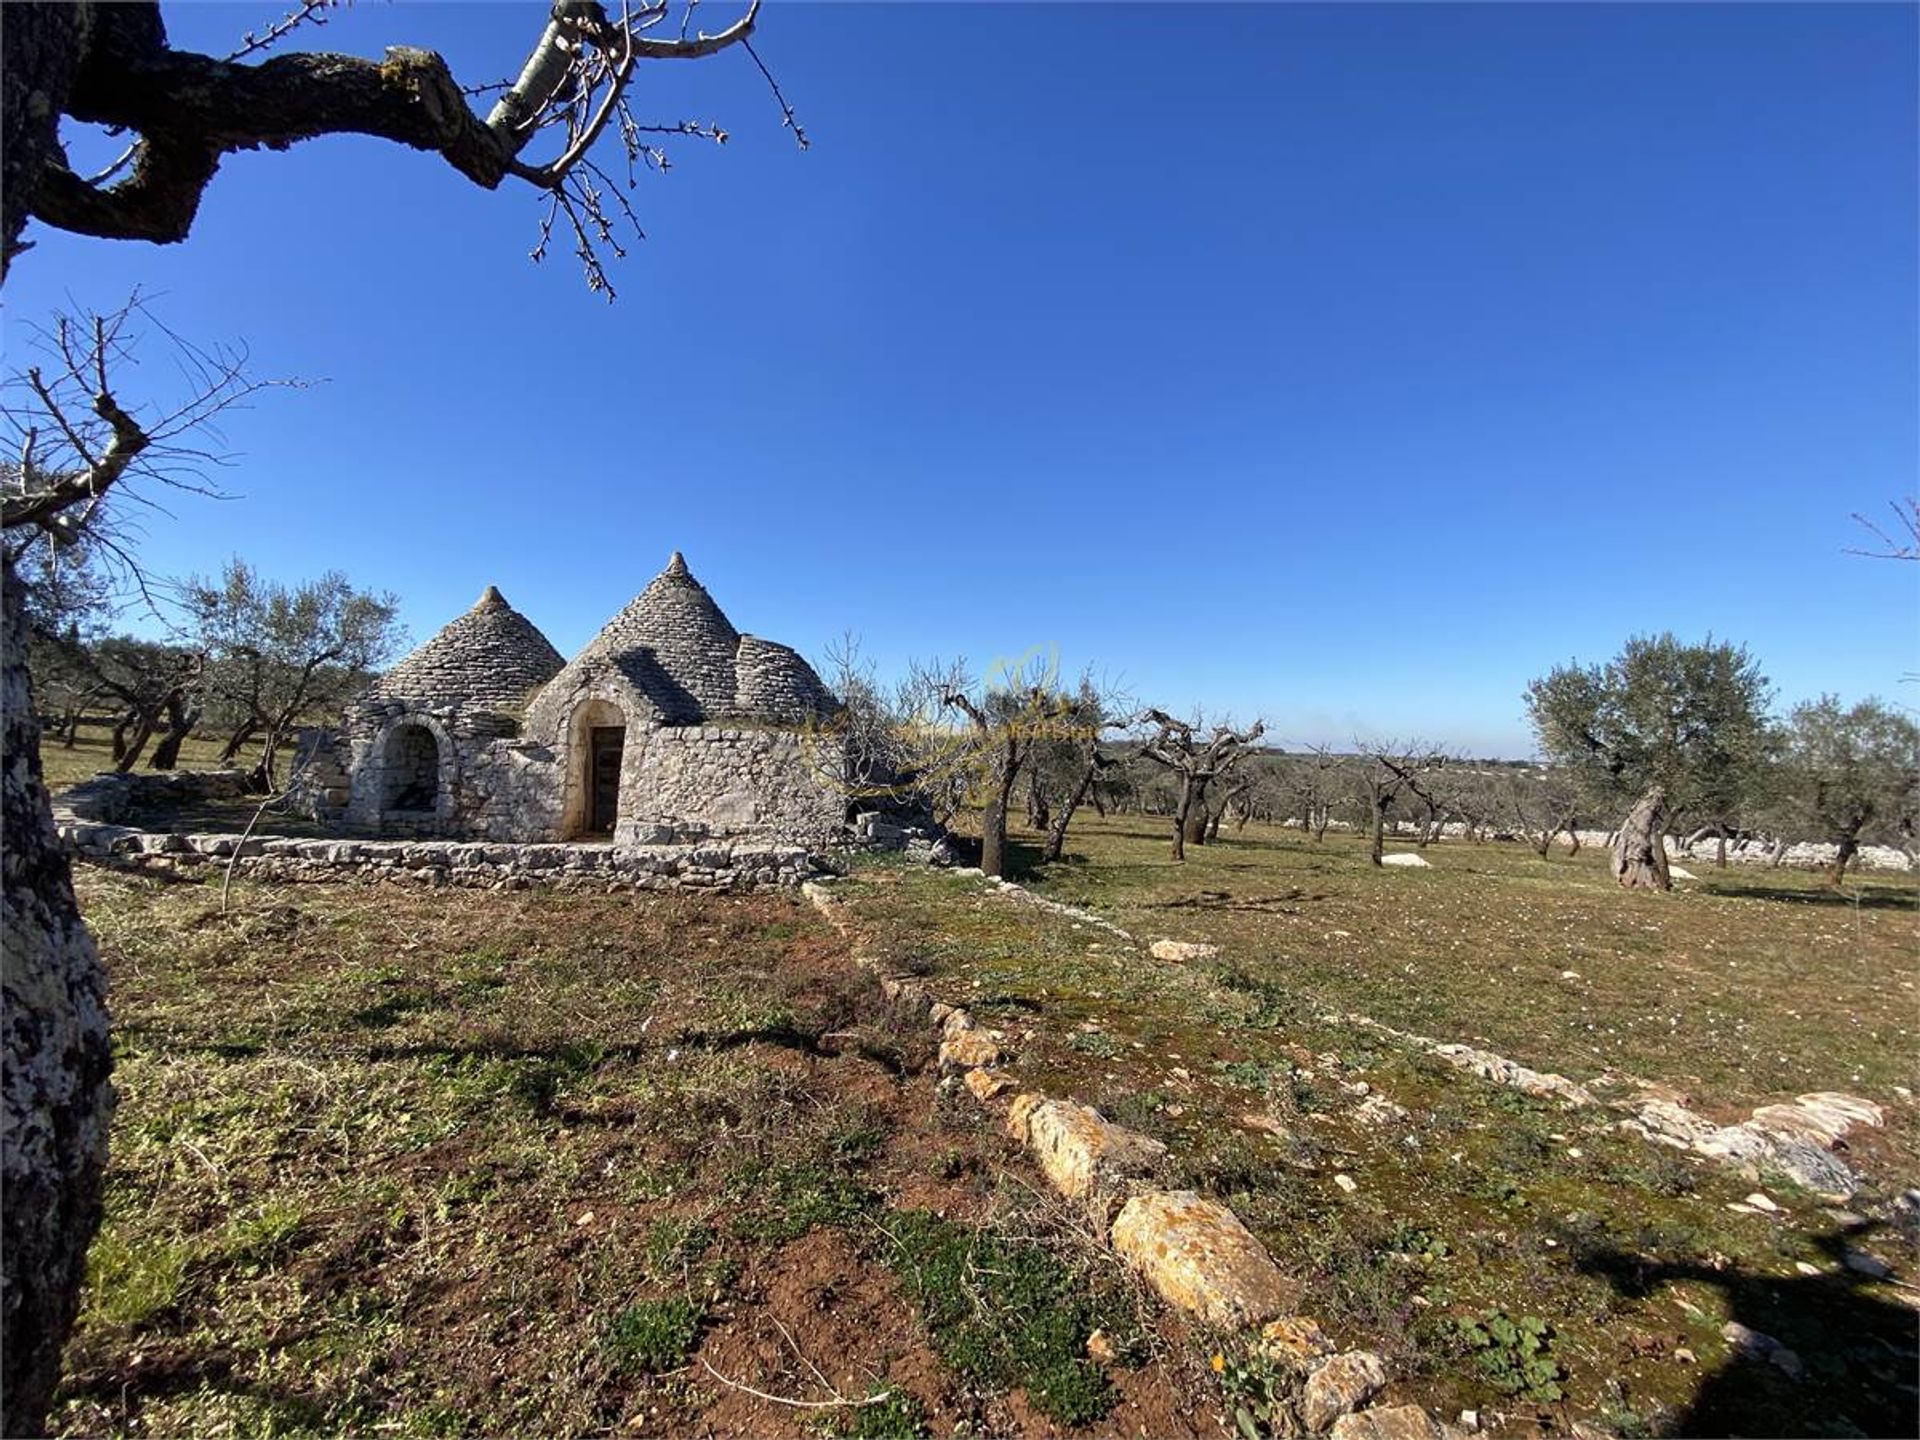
[838,815,1918,1438]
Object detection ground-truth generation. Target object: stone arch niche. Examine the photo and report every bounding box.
[361,712,457,836]
[564,698,628,839]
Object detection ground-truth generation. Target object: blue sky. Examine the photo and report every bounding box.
[9,2,1915,756]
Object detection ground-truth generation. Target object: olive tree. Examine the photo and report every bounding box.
[1525,634,1775,891]
[1780,696,1920,885]
[1134,710,1266,862]
[185,560,403,790]
[1349,742,1447,866]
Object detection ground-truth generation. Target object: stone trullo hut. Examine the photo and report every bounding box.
[341,553,844,846]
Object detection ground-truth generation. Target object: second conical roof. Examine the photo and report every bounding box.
[369,585,565,712]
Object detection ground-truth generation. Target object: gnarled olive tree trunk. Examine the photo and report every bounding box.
[1610,786,1672,891]
[2,555,115,1438]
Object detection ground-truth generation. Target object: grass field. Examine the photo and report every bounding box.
[49,811,1918,1438]
[53,868,1211,1440]
[837,816,1919,1438]
[37,730,263,795]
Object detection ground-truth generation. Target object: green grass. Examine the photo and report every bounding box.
[606,1296,706,1374]
[839,815,1919,1438]
[54,869,1194,1438]
[878,1210,1121,1428]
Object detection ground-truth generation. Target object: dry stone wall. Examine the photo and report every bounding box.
[624,725,843,846]
[53,821,821,892]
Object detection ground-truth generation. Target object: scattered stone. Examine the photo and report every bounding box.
[1457,1412,1479,1433]
[1843,1249,1892,1280]
[939,1030,1002,1072]
[1380,853,1431,868]
[1768,1347,1806,1380]
[1303,1350,1388,1432]
[1150,939,1220,963]
[1334,1173,1359,1194]
[1673,1349,1695,1365]
[1744,1192,1780,1213]
[1668,865,1698,881]
[1328,1404,1453,1440]
[1560,970,1582,981]
[1722,1321,1783,1358]
[1355,1094,1410,1126]
[1109,1190,1298,1329]
[1024,1100,1167,1205]
[963,1068,1013,1101]
[1794,1262,1822,1277]
[1085,1328,1116,1365]
[1243,1113,1294,1141]
[1259,1316,1336,1371]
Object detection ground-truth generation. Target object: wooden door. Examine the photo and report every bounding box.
[588,727,624,834]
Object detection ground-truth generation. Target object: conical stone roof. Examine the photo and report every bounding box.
[368,585,565,712]
[562,552,837,724]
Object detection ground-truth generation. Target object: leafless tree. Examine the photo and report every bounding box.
[1134,710,1266,862]
[1350,741,1446,867]
[1845,497,1920,562]
[4,0,798,298]
[1500,769,1583,858]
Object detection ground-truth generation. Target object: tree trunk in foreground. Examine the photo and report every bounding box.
[2,554,115,1438]
[1611,787,1672,891]
[979,743,1019,879]
[1368,801,1386,866]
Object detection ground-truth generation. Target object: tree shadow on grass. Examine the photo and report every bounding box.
[1576,1222,1918,1438]
[1697,882,1917,911]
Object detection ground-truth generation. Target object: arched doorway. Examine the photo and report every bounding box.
[566,699,626,837]
[383,723,440,814]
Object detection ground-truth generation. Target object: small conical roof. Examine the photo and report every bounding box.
[369,584,565,712]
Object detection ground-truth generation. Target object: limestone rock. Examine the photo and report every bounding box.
[939,1031,1002,1072]
[1355,1094,1410,1126]
[1380,853,1431,868]
[1259,1316,1336,1371]
[1304,1351,1389,1433]
[1329,1405,1453,1440]
[1007,1093,1046,1143]
[1025,1100,1167,1203]
[1150,939,1220,963]
[1751,1092,1883,1147]
[1109,1190,1297,1329]
[964,1068,1014,1101]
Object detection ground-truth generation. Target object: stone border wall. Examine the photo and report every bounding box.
[58,826,822,892]
[801,878,1461,1440]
